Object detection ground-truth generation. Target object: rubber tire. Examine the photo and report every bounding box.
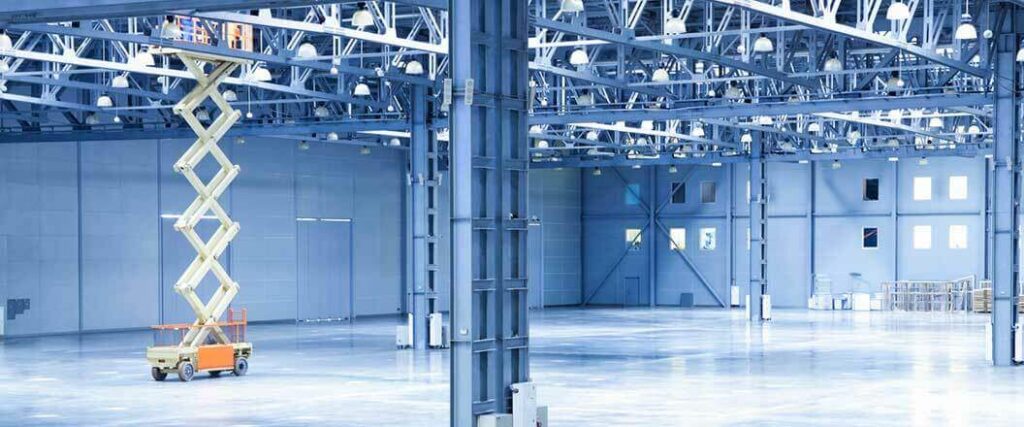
[151,367,167,382]
[209,370,222,378]
[177,361,195,382]
[233,357,248,377]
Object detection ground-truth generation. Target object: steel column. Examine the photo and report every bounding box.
[990,6,1021,367]
[411,85,430,350]
[450,0,530,424]
[749,133,767,322]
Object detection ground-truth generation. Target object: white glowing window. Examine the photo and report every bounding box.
[949,225,968,249]
[913,177,932,201]
[669,228,686,250]
[949,176,968,200]
[626,228,642,250]
[913,225,932,250]
[700,227,717,251]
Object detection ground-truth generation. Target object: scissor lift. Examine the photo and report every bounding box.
[146,50,253,382]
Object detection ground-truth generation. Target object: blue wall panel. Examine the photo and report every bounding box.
[528,169,582,307]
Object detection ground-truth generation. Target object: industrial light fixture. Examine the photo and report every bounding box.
[586,130,600,141]
[886,72,904,90]
[757,115,774,125]
[535,139,549,149]
[691,123,705,138]
[847,129,861,144]
[298,140,310,151]
[296,42,318,59]
[652,67,670,83]
[389,138,402,147]
[569,48,590,66]
[327,132,339,141]
[113,115,121,124]
[640,120,654,131]
[222,90,237,102]
[1017,41,1024,62]
[111,75,129,89]
[85,113,100,125]
[668,165,679,174]
[824,55,843,72]
[831,160,842,169]
[592,167,602,176]
[96,94,113,108]
[888,156,900,162]
[405,60,424,75]
[928,116,944,128]
[753,33,774,53]
[0,30,11,51]
[250,66,272,82]
[0,61,9,73]
[353,80,372,96]
[635,137,649,146]
[798,159,809,164]
[314,105,330,118]
[351,2,374,28]
[161,16,181,39]
[576,90,594,106]
[258,9,272,19]
[724,82,744,99]
[664,15,686,35]
[560,0,585,13]
[131,51,155,67]
[195,108,211,122]
[741,132,753,144]
[886,0,911,21]
[954,13,977,40]
[968,124,981,134]
[806,122,821,133]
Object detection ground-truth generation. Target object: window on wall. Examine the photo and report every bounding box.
[669,228,686,250]
[626,228,642,250]
[913,177,932,201]
[701,182,717,204]
[949,225,968,249]
[949,176,968,200]
[913,225,932,249]
[699,227,717,251]
[863,178,880,201]
[863,227,879,249]
[671,182,686,204]
[625,184,641,205]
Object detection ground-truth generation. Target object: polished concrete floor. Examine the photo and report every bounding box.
[0,308,1021,426]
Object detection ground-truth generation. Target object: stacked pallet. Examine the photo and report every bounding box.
[971,287,1024,313]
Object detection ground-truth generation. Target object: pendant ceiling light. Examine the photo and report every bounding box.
[640,120,654,131]
[296,42,318,59]
[405,60,424,75]
[353,81,372,96]
[160,16,181,40]
[665,16,686,35]
[886,0,911,21]
[954,13,977,40]
[222,90,238,102]
[111,75,129,89]
[691,123,705,138]
[132,50,155,67]
[806,122,821,133]
[1017,44,1024,62]
[568,48,590,66]
[576,91,594,106]
[741,133,753,144]
[886,72,904,90]
[96,94,113,108]
[250,66,273,82]
[314,105,330,118]
[651,67,670,83]
[753,33,774,53]
[560,0,585,13]
[0,30,11,51]
[928,116,944,128]
[322,15,341,28]
[824,55,843,72]
[327,132,339,141]
[586,130,600,141]
[351,2,374,28]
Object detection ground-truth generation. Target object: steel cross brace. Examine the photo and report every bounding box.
[167,50,251,349]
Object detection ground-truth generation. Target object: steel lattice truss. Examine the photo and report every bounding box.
[0,0,1013,166]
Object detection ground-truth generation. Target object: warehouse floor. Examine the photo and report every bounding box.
[1,308,1020,426]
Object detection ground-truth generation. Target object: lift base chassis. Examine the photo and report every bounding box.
[147,342,253,381]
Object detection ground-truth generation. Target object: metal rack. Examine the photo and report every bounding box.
[881,276,976,312]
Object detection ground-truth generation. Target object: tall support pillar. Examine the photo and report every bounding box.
[749,134,768,322]
[991,7,1021,366]
[410,85,430,350]
[450,0,530,425]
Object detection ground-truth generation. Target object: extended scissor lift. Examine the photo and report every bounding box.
[146,50,253,382]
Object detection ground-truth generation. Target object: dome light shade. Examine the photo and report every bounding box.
[250,66,272,82]
[886,0,911,21]
[296,42,318,59]
[954,14,977,40]
[806,122,821,133]
[569,48,590,66]
[576,91,594,106]
[691,123,705,138]
[740,133,753,144]
[586,130,599,141]
[132,51,155,67]
[322,16,341,28]
[753,33,774,53]
[886,73,904,90]
[353,82,372,96]
[1017,46,1024,62]
[96,94,113,108]
[85,113,100,125]
[314,105,330,118]
[111,75,129,89]
[405,60,424,75]
[327,132,339,141]
[757,115,774,125]
[222,89,237,102]
[824,56,843,72]
[640,120,654,131]
[535,139,549,149]
[0,30,12,51]
[195,108,211,121]
[351,4,374,28]
[0,61,9,73]
[560,0,585,13]
[665,17,686,35]
[652,68,670,83]
[161,16,181,40]
[968,124,981,134]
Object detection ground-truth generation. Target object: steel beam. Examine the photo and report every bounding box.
[749,132,767,321]
[990,6,1020,366]
[410,84,429,350]
[0,0,327,24]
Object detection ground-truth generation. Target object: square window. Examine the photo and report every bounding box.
[669,228,686,250]
[949,225,968,249]
[701,182,717,204]
[913,225,932,250]
[949,176,968,200]
[913,177,932,201]
[863,178,879,201]
[671,182,685,204]
[699,227,717,251]
[626,228,642,250]
[625,184,641,205]
[863,227,879,249]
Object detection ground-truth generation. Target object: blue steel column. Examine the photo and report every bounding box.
[411,85,429,350]
[450,0,530,424]
[749,134,767,321]
[991,6,1020,366]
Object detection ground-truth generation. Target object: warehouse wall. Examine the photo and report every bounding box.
[529,168,583,307]
[0,138,406,336]
[582,157,988,308]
